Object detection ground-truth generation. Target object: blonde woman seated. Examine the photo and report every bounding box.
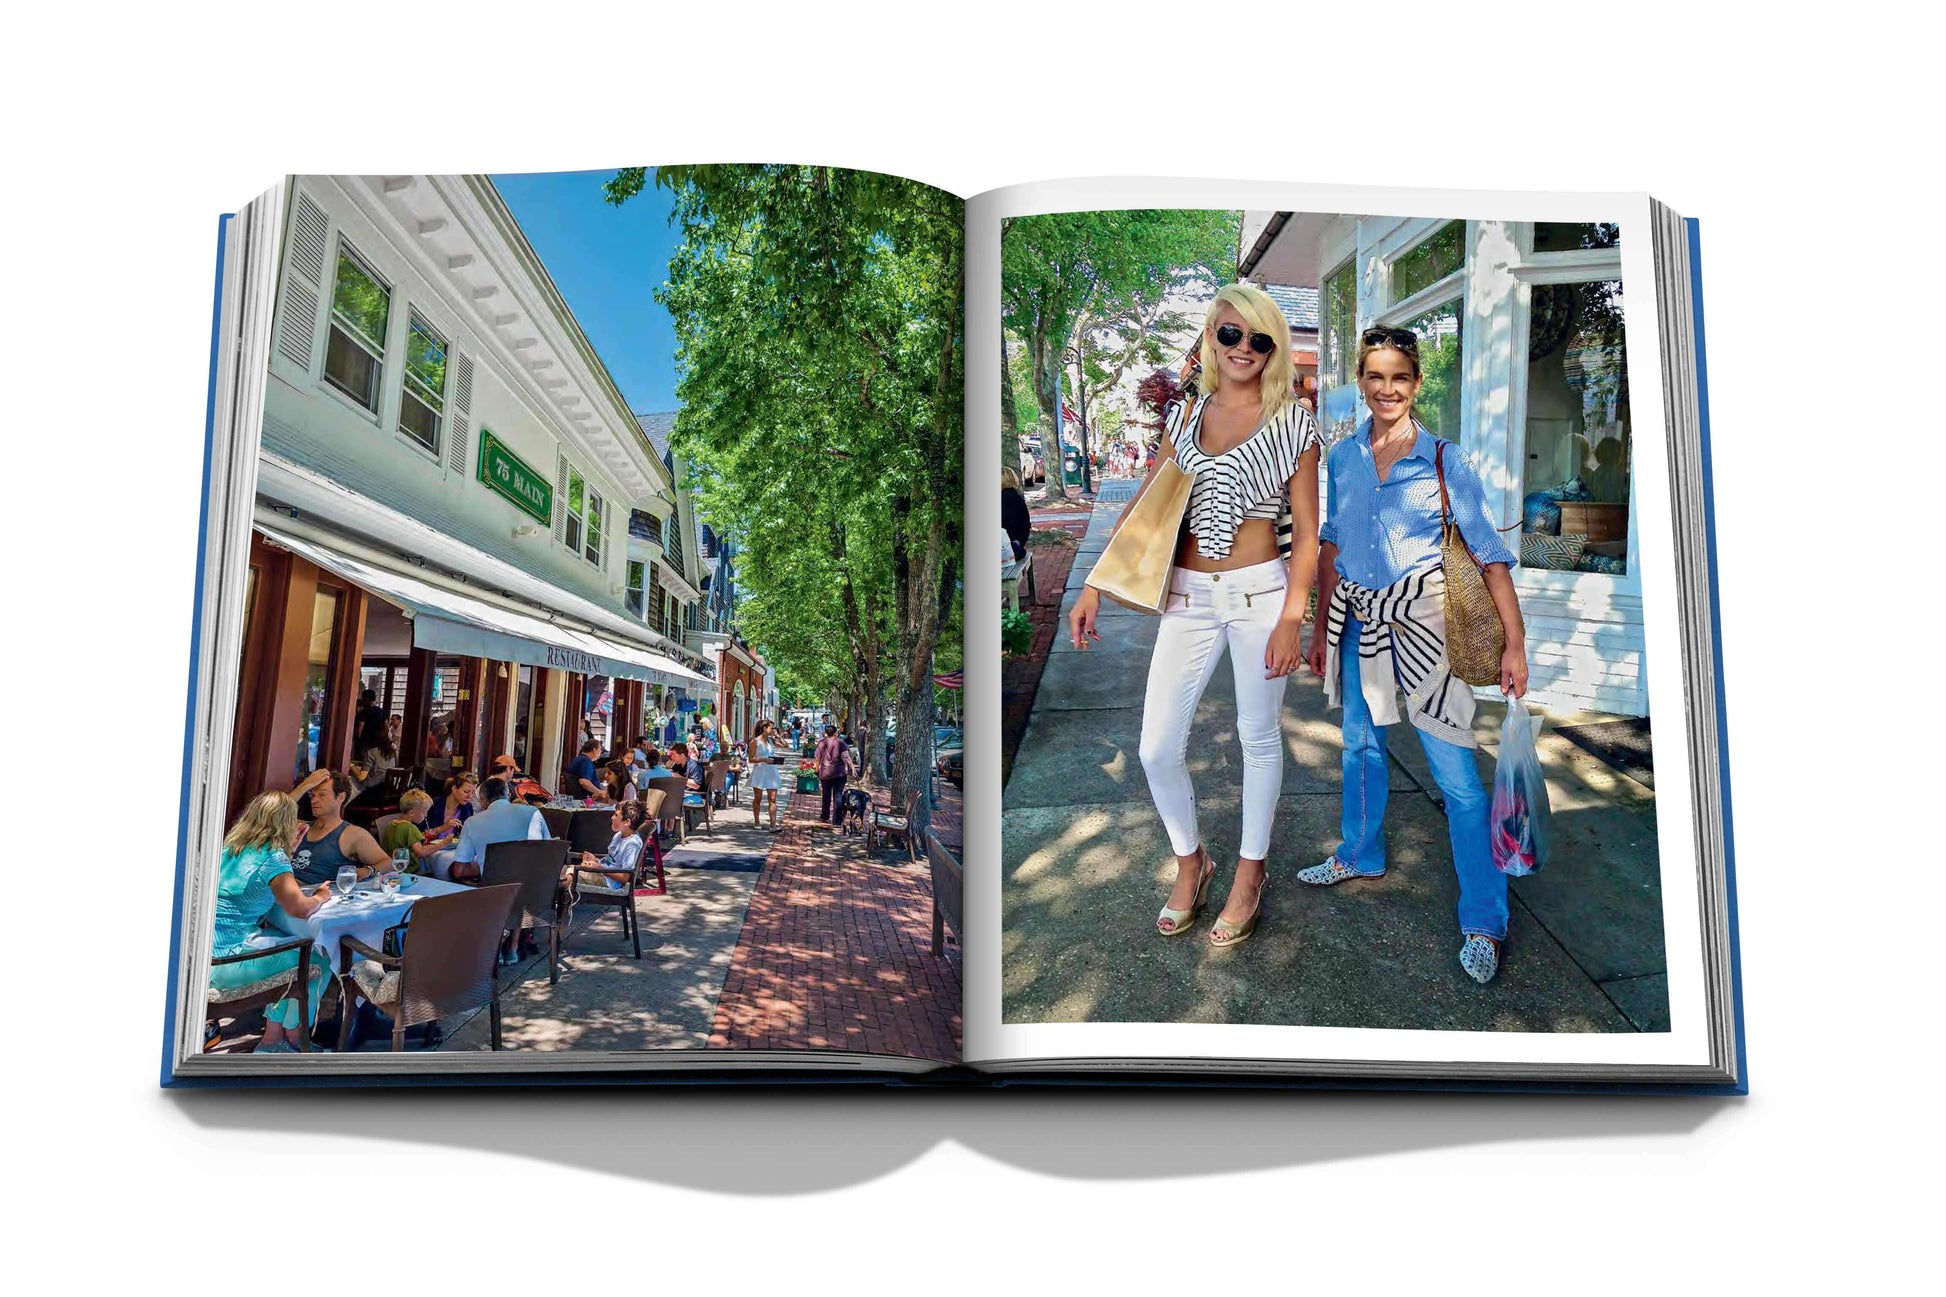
[209,791,337,1053]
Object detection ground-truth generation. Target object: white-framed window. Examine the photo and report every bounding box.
[323,241,390,412]
[563,464,604,568]
[1376,221,1468,443]
[1318,256,1360,443]
[398,311,448,454]
[1511,222,1630,577]
[626,560,646,618]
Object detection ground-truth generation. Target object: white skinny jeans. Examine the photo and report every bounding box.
[1137,558,1290,860]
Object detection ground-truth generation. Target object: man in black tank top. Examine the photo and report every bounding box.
[291,770,390,886]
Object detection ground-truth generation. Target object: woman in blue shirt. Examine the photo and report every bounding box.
[209,791,337,1051]
[1301,328,1528,985]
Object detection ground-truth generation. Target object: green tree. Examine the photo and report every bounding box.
[608,165,963,835]
[1002,209,1236,489]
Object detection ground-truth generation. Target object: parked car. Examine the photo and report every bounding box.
[935,743,962,788]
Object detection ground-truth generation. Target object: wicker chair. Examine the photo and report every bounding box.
[207,938,317,1051]
[700,760,731,831]
[923,828,963,957]
[570,791,669,961]
[538,806,573,840]
[482,838,573,985]
[868,790,921,860]
[566,809,614,856]
[646,775,689,844]
[337,883,520,1051]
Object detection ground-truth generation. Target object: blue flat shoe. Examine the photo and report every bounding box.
[1459,935,1501,985]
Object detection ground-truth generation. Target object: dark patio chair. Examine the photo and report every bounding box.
[570,791,668,961]
[207,938,317,1051]
[646,775,689,845]
[567,809,613,856]
[923,828,963,957]
[337,883,519,1051]
[701,759,730,831]
[482,838,573,985]
[538,805,573,839]
[868,790,921,861]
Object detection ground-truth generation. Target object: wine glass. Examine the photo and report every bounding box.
[336,865,359,904]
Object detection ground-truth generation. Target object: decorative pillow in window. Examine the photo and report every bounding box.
[1520,532,1587,571]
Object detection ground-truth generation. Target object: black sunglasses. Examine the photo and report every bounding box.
[1215,322,1278,355]
[1361,326,1420,351]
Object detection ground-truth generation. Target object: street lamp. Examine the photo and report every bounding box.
[1061,345,1094,497]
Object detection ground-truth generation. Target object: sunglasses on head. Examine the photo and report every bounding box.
[1361,326,1420,351]
[1215,322,1278,355]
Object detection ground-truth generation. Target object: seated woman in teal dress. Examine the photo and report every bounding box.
[209,791,337,1053]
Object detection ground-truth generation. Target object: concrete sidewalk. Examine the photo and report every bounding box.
[1001,497,1669,1034]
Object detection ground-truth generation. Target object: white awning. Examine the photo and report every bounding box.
[256,523,710,688]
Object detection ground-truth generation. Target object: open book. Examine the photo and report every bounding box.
[163,169,1743,1092]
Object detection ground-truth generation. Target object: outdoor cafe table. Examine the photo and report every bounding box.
[267,876,475,974]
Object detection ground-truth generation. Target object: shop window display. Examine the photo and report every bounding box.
[1519,277,1631,574]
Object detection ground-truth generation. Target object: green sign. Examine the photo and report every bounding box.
[477,429,552,525]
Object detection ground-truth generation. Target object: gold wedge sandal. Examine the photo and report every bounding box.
[1209,879,1263,949]
[1156,848,1214,937]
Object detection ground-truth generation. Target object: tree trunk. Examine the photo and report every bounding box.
[888,503,948,845]
[1001,332,1021,476]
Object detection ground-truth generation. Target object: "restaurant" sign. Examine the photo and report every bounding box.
[477,429,553,525]
[546,645,601,673]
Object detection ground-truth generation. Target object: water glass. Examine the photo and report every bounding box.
[336,865,359,903]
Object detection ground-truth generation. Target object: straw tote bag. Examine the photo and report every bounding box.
[1085,395,1197,613]
[1435,440,1507,686]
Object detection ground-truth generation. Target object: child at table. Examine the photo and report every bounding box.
[377,789,443,874]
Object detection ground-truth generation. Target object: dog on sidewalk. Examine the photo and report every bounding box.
[837,787,872,836]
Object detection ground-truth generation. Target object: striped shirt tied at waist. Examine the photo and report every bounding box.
[1322,567,1478,750]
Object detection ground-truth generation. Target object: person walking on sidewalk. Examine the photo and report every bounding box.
[749,718,784,831]
[1068,284,1321,948]
[1299,327,1528,985]
[814,724,848,828]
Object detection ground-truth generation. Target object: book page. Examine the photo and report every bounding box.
[964,176,1719,1077]
[169,166,965,1079]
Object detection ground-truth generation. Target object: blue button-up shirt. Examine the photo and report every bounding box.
[1318,421,1516,589]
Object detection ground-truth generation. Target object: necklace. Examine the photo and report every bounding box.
[1370,423,1415,479]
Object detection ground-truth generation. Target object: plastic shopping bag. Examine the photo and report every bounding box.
[1490,697,1552,877]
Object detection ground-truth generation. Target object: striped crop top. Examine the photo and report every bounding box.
[1166,397,1321,560]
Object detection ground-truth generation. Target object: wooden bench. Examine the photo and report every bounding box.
[1001,549,1036,611]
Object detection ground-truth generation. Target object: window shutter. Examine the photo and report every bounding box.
[277,190,329,372]
[447,351,473,474]
[553,452,568,543]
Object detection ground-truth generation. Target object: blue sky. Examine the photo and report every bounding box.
[490,168,683,415]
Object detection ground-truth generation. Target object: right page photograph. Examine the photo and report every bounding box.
[968,179,1728,1080]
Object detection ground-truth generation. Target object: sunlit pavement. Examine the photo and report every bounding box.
[1001,497,1670,1034]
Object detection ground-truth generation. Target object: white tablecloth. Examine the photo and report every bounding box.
[268,876,474,974]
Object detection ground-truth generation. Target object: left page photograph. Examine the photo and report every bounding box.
[167,167,965,1081]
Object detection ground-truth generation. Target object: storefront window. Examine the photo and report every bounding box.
[297,587,340,780]
[1534,222,1621,253]
[1319,259,1360,443]
[1519,278,1631,575]
[427,657,464,760]
[1391,221,1464,302]
[513,664,536,772]
[1401,300,1464,441]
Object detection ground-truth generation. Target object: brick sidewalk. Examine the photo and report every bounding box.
[1004,504,1093,782]
[707,786,961,1059]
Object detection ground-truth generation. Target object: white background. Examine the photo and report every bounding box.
[4,2,1933,1291]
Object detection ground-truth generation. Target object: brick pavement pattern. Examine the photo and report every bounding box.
[707,787,962,1059]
